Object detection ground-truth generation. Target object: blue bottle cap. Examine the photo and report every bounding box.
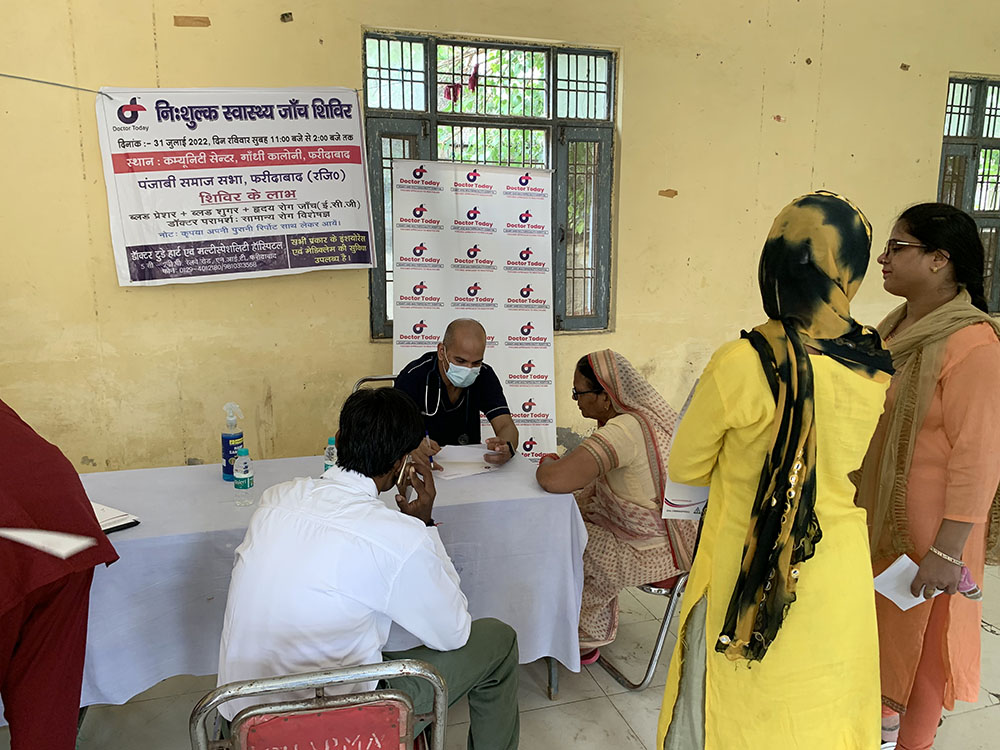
[327,437,336,445]
[237,447,249,456]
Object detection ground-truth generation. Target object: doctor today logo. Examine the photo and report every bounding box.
[505,245,547,274]
[397,280,443,310]
[395,242,443,270]
[452,281,497,310]
[397,164,443,193]
[396,203,442,232]
[505,358,553,388]
[504,208,549,237]
[451,168,496,196]
[116,97,146,125]
[450,243,496,272]
[505,283,550,311]
[451,205,496,234]
[512,396,552,425]
[506,321,551,349]
[503,171,549,200]
[398,319,440,347]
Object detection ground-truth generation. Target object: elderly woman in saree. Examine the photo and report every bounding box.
[656,192,893,749]
[536,350,698,662]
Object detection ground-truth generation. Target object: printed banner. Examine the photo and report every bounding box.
[95,87,374,286]
[391,161,557,462]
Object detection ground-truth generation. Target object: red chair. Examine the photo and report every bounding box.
[189,659,447,750]
[596,573,688,691]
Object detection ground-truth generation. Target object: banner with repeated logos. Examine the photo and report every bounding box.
[95,87,374,286]
[391,160,557,462]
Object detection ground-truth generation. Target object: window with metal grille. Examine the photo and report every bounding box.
[938,78,1000,312]
[363,32,616,338]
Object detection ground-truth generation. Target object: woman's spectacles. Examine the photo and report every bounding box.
[884,239,928,256]
[572,387,603,401]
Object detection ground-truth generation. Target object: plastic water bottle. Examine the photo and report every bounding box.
[323,437,338,474]
[233,448,255,506]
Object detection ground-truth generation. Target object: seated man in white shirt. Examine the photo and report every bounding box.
[217,387,520,749]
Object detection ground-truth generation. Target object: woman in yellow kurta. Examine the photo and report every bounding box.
[657,192,893,749]
[854,203,1000,750]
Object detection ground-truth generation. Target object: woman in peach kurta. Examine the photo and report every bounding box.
[855,203,1000,750]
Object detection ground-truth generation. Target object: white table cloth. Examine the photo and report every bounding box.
[10,456,585,710]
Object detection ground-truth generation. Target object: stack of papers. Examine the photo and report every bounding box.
[91,502,141,533]
[434,444,501,480]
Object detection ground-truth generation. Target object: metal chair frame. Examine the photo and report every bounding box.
[596,573,689,691]
[190,659,447,750]
[353,374,396,392]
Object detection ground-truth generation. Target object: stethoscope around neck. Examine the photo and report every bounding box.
[422,367,472,429]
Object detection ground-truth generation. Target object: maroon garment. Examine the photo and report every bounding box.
[0,399,118,617]
[0,569,93,750]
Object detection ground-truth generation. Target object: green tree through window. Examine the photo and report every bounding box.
[363,32,616,338]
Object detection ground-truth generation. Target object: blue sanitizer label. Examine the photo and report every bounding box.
[222,433,244,478]
[234,474,254,490]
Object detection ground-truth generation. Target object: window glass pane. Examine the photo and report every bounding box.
[364,37,427,111]
[984,84,1000,138]
[557,52,612,120]
[565,141,600,316]
[381,136,415,320]
[436,125,548,168]
[437,44,548,118]
[944,81,975,137]
[940,153,969,209]
[975,148,1000,212]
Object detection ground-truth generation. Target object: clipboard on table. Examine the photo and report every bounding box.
[91,501,141,533]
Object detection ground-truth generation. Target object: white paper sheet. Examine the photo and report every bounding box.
[0,528,98,559]
[434,444,501,480]
[874,554,941,611]
[663,380,710,519]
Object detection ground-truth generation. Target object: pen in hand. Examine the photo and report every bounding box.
[425,431,435,466]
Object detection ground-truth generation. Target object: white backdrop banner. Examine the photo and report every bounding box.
[95,87,374,286]
[391,160,556,461]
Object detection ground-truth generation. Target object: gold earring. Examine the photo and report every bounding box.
[931,267,939,273]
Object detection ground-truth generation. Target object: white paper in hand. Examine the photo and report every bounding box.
[874,554,941,611]
[663,380,709,520]
[0,528,98,559]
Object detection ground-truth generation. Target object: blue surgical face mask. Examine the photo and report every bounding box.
[443,348,481,388]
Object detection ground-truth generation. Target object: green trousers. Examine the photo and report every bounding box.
[384,617,520,750]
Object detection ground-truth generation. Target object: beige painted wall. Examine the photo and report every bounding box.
[1,0,997,472]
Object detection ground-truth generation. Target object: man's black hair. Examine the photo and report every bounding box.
[337,388,425,478]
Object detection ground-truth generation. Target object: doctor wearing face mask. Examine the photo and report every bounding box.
[394,318,519,466]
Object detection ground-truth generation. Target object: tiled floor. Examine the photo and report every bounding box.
[2,569,998,749]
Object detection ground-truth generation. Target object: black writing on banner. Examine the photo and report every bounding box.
[127,237,289,281]
[126,230,371,281]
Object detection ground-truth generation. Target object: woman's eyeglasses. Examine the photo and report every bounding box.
[884,239,928,256]
[572,387,603,401]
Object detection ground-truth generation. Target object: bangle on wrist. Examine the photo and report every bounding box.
[928,545,963,566]
[506,441,516,458]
